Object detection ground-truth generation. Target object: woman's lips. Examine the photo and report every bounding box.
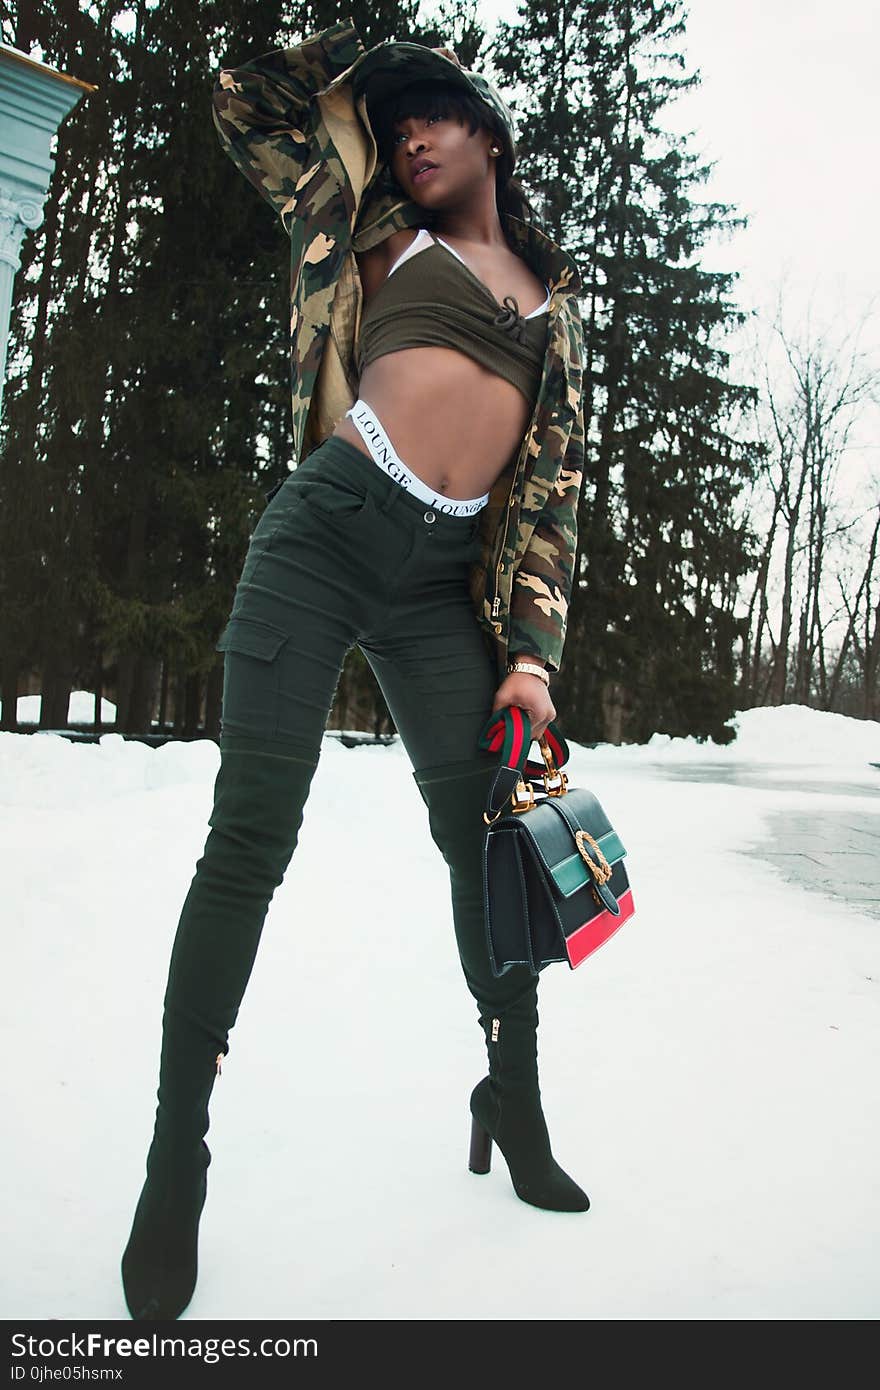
[413,164,439,184]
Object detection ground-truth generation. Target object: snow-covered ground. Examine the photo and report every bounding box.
[1,703,878,1320]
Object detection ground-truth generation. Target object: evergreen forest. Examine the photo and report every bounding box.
[1,1,876,741]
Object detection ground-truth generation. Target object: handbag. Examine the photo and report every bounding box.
[477,706,635,977]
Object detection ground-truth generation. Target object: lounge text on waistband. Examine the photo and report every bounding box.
[345,400,490,517]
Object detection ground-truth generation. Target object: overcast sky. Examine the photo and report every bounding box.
[468,0,877,341]
[661,0,875,332]
[455,0,878,492]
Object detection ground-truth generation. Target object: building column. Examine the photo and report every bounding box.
[0,43,96,418]
[0,182,42,406]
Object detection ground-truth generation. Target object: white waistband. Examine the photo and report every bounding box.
[345,400,490,517]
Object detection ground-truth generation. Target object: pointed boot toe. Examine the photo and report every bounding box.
[507,1155,591,1212]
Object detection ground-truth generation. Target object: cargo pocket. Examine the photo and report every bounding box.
[216,616,287,660]
[216,616,288,739]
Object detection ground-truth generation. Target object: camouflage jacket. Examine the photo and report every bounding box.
[211,18,585,677]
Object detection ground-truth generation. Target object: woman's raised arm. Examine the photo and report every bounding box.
[210,19,364,224]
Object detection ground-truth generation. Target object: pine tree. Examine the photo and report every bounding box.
[0,0,117,730]
[494,0,759,742]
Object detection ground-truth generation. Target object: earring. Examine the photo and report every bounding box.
[490,145,501,156]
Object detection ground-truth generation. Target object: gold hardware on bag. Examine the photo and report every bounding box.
[510,777,536,814]
[482,734,568,823]
[539,736,568,798]
[483,779,536,822]
[575,829,613,885]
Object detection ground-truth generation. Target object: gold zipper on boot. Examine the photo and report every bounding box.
[491,1018,500,1042]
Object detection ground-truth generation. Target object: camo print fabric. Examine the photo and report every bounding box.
[211,19,585,678]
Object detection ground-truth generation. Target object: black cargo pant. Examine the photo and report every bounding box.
[162,435,537,1089]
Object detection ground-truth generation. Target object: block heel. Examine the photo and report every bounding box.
[469,1113,493,1174]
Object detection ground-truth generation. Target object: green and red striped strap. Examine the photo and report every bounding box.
[478,706,570,776]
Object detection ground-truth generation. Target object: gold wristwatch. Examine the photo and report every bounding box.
[507,661,550,687]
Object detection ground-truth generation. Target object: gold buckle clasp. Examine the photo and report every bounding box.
[574,829,613,885]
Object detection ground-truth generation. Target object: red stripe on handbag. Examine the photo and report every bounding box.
[565,888,636,968]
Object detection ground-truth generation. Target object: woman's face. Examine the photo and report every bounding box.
[389,111,495,208]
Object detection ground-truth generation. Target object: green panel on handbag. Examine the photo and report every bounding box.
[553,829,627,897]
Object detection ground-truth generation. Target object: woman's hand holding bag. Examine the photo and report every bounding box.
[491,667,556,742]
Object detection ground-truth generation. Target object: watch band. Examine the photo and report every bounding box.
[507,661,550,687]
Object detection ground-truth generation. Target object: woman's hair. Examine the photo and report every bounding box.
[372,79,536,231]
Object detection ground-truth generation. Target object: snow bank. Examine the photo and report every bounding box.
[0,730,221,808]
[593,703,880,769]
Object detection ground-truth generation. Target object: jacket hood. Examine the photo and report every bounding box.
[349,41,518,171]
[318,38,518,165]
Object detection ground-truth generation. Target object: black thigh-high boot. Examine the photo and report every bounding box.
[412,757,589,1213]
[469,995,590,1211]
[121,738,320,1319]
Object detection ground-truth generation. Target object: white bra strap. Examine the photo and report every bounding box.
[431,232,467,266]
[524,287,551,318]
[385,227,433,279]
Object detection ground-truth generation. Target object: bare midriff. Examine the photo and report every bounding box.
[332,346,531,499]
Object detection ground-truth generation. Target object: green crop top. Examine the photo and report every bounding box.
[357,230,550,405]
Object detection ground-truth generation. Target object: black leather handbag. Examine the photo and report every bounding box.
[478,706,635,977]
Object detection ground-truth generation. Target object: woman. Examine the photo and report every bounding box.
[121,22,588,1322]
